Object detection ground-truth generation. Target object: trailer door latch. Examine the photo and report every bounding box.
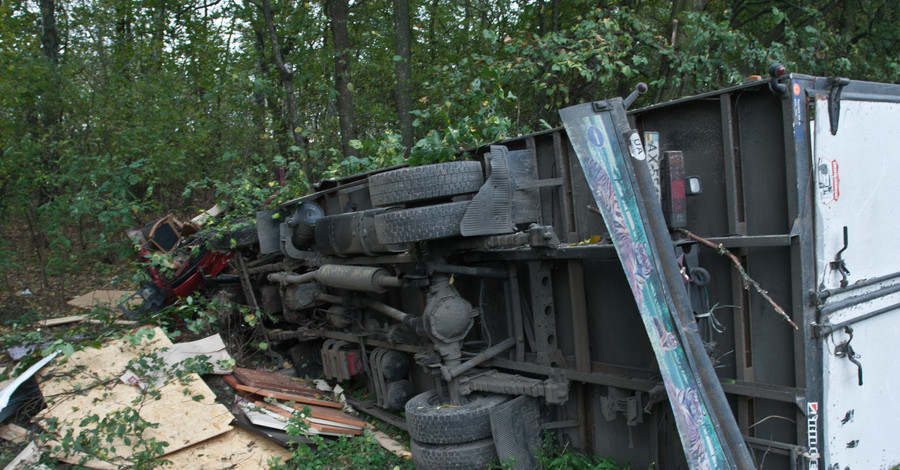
[834,326,863,386]
[828,77,851,135]
[829,226,850,287]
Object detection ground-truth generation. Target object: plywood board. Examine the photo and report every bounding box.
[66,290,139,309]
[164,426,292,469]
[37,327,233,467]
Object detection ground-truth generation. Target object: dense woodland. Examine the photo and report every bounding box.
[1,0,898,297]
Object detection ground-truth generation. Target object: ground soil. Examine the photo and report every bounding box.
[0,221,137,327]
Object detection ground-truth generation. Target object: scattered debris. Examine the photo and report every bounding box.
[364,423,412,459]
[231,412,313,447]
[223,370,366,437]
[190,204,224,227]
[121,207,237,317]
[233,367,322,397]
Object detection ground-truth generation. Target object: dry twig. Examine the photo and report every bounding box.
[678,229,799,330]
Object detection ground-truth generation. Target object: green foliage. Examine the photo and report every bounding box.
[0,0,898,304]
[44,408,171,469]
[532,433,633,470]
[409,64,520,165]
[270,406,413,470]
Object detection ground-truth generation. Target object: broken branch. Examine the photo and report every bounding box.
[678,228,799,330]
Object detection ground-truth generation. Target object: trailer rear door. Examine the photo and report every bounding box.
[813,95,900,469]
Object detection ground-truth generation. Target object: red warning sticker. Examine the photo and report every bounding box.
[817,158,840,205]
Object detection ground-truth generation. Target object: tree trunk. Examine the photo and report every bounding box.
[392,0,414,157]
[326,0,359,160]
[260,0,313,186]
[550,0,559,33]
[428,0,438,61]
[536,0,545,35]
[656,0,709,102]
[38,0,60,207]
[40,0,59,64]
[251,27,272,163]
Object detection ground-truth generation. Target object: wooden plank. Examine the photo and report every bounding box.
[36,315,136,327]
[365,423,411,460]
[233,367,323,397]
[267,401,362,432]
[0,423,27,442]
[224,375,342,409]
[190,204,223,225]
[284,401,366,428]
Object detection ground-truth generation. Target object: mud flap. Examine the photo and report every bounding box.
[561,100,750,469]
[460,145,515,236]
[490,396,541,470]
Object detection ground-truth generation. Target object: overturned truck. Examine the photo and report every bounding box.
[235,69,900,469]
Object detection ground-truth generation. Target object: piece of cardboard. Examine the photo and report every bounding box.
[120,334,233,389]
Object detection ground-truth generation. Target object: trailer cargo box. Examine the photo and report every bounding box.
[241,70,900,469]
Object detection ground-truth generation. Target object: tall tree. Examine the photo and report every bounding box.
[392,0,414,156]
[326,0,359,159]
[259,0,313,186]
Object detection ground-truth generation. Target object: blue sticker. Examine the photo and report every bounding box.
[587,126,605,148]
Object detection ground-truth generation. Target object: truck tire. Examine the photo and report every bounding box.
[368,161,484,207]
[374,201,469,245]
[410,438,498,470]
[405,390,508,444]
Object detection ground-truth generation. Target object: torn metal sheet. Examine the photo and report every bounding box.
[0,351,58,422]
[237,401,350,437]
[231,412,314,447]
